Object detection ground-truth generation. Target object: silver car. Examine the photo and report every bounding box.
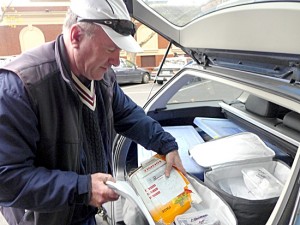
[151,56,193,84]
[104,1,300,225]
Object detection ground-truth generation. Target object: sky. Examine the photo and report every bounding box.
[1,0,29,6]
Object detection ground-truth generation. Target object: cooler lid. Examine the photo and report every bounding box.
[106,180,156,225]
[189,132,275,168]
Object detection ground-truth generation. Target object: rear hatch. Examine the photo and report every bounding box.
[125,0,300,84]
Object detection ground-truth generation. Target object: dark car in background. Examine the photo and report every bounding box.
[112,58,150,84]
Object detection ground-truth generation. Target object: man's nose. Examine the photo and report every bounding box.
[110,51,121,67]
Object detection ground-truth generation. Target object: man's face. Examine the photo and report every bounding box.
[72,24,121,81]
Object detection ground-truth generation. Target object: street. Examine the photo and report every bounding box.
[119,81,162,106]
[0,81,162,225]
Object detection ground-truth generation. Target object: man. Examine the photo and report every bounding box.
[0,0,186,224]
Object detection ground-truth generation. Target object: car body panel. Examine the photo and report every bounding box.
[131,1,300,54]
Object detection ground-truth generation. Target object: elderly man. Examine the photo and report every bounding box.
[0,0,185,224]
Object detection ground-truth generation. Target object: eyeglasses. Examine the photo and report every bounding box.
[77,18,136,36]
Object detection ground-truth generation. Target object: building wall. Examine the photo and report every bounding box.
[0,23,62,56]
[0,6,186,69]
[0,26,23,56]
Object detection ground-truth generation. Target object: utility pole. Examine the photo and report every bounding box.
[0,0,14,22]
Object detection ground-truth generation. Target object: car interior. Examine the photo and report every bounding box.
[109,66,299,225]
[124,78,297,171]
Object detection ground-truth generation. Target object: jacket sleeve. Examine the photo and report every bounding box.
[0,71,89,212]
[112,83,178,155]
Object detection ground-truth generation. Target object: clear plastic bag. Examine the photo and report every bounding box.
[242,167,283,199]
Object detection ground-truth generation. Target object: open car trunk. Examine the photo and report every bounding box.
[107,65,299,225]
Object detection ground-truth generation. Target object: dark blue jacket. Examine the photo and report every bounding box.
[0,35,178,225]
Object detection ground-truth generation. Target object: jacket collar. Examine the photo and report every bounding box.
[55,34,74,88]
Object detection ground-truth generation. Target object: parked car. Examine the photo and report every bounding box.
[151,56,193,84]
[112,58,150,84]
[104,1,300,225]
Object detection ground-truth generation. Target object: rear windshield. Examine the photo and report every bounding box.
[142,0,293,26]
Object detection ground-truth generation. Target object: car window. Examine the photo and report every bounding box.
[112,59,134,70]
[113,60,125,69]
[124,60,135,69]
[167,76,243,104]
[142,0,284,26]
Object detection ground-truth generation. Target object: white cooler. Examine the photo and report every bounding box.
[189,132,290,225]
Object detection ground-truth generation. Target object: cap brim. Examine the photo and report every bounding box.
[99,25,143,53]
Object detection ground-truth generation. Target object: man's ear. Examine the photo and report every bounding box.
[70,25,82,48]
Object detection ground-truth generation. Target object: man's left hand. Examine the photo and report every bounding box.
[165,150,186,177]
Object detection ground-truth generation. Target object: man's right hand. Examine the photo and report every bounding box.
[89,173,119,208]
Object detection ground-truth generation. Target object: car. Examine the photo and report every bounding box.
[151,56,193,84]
[112,58,150,84]
[103,1,300,225]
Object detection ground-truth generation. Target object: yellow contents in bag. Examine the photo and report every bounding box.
[129,154,201,225]
[150,186,192,224]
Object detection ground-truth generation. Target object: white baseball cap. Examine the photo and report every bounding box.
[70,0,143,53]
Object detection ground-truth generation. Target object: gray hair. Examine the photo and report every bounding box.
[62,9,97,37]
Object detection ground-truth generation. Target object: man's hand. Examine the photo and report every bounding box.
[89,173,119,208]
[165,150,187,177]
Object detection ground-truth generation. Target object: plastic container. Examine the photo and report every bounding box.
[138,125,205,180]
[242,167,284,199]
